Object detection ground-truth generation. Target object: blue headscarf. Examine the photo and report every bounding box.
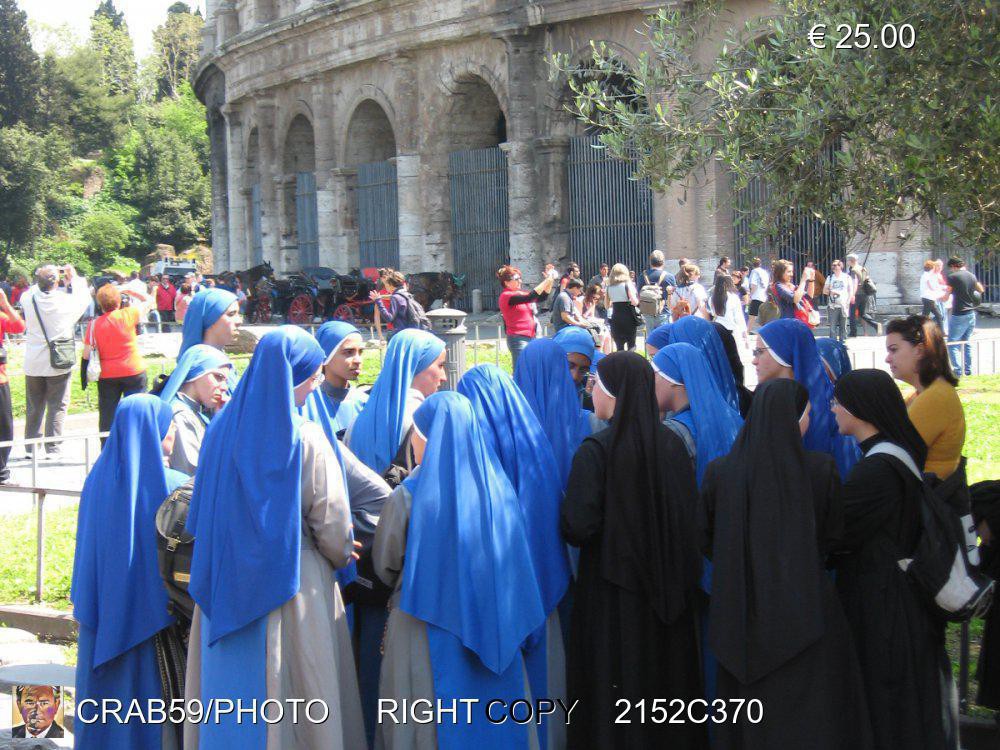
[816,337,853,381]
[457,365,571,614]
[552,325,602,373]
[645,323,672,352]
[188,325,327,644]
[401,391,546,673]
[301,321,367,442]
[72,394,188,668]
[348,328,444,474]
[179,289,238,358]
[513,338,592,489]
[667,315,740,411]
[759,319,860,477]
[159,344,232,406]
[653,343,743,484]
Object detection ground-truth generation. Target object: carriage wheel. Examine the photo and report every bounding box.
[333,304,355,323]
[253,296,272,324]
[287,294,314,324]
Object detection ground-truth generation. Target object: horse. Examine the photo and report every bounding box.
[406,272,466,310]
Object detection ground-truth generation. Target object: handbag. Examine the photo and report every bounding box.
[85,321,101,382]
[32,296,76,370]
[795,297,821,329]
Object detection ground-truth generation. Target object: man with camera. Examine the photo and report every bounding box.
[823,258,853,343]
[20,264,91,458]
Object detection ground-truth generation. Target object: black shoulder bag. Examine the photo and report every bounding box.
[32,296,76,370]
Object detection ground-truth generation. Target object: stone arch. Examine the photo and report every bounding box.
[282,112,316,174]
[343,99,397,167]
[444,73,508,150]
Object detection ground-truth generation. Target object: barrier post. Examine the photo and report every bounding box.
[427,309,468,390]
[35,490,46,604]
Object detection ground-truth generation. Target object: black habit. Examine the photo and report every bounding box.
[561,352,707,749]
[701,379,872,749]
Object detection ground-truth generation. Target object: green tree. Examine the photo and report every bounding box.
[553,0,1000,255]
[152,6,203,100]
[78,211,130,257]
[90,5,137,99]
[39,46,133,154]
[0,0,41,128]
[0,126,69,272]
[93,0,125,28]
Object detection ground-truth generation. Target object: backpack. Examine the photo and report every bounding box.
[856,266,877,296]
[156,479,196,626]
[869,442,994,622]
[397,290,432,331]
[639,272,665,316]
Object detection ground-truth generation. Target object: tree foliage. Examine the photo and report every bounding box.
[152,6,203,100]
[552,0,1000,256]
[90,9,137,99]
[0,0,41,128]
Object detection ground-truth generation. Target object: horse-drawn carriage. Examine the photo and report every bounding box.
[238,263,467,325]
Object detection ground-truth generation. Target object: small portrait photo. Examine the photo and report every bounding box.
[10,685,66,739]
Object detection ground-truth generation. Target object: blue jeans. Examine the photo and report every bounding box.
[643,313,668,338]
[948,311,976,375]
[507,334,533,370]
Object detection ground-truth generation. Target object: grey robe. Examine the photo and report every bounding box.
[345,388,425,470]
[372,482,543,750]
[184,421,366,750]
[167,394,209,475]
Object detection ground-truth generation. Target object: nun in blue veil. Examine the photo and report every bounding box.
[346,328,445,474]
[177,288,240,390]
[458,365,571,748]
[666,315,740,411]
[302,321,369,438]
[72,394,189,750]
[513,338,594,489]
[184,326,365,750]
[757,319,860,477]
[652,342,744,711]
[644,322,672,356]
[159,344,232,475]
[816,337,853,382]
[373,391,547,750]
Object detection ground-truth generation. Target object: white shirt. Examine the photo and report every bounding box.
[123,279,151,316]
[748,267,770,302]
[825,271,853,312]
[714,291,748,336]
[607,281,636,304]
[20,278,92,377]
[675,282,708,309]
[920,269,945,301]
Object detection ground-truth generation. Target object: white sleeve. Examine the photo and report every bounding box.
[70,277,92,318]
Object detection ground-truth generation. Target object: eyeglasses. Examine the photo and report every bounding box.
[510,276,521,282]
[752,346,769,358]
[830,398,840,408]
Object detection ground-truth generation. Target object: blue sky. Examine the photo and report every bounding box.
[20,0,206,59]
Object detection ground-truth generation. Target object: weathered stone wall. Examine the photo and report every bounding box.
[195,0,927,304]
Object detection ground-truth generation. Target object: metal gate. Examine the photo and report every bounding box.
[931,218,998,302]
[295,171,319,267]
[734,143,845,276]
[448,147,509,310]
[356,161,400,270]
[250,183,264,265]
[568,135,655,281]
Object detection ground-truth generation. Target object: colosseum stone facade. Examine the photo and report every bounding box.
[195,0,936,308]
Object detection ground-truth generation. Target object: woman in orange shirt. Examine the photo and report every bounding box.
[83,284,148,443]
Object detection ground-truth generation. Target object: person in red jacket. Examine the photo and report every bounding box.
[0,286,25,482]
[498,265,554,368]
[155,275,178,323]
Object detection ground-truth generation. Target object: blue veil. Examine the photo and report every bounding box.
[759,319,860,477]
[158,344,232,406]
[552,325,603,372]
[348,328,444,473]
[816,337,853,381]
[401,391,546,748]
[457,364,571,614]
[188,325,326,645]
[72,394,188,750]
[666,315,740,411]
[653,344,743,485]
[513,338,592,489]
[645,323,672,353]
[178,289,237,358]
[301,321,367,441]
[73,394,187,668]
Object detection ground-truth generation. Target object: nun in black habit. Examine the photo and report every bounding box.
[972,479,1000,710]
[831,368,960,750]
[700,378,872,750]
[561,351,707,750]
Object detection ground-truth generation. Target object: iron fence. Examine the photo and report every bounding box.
[357,160,400,270]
